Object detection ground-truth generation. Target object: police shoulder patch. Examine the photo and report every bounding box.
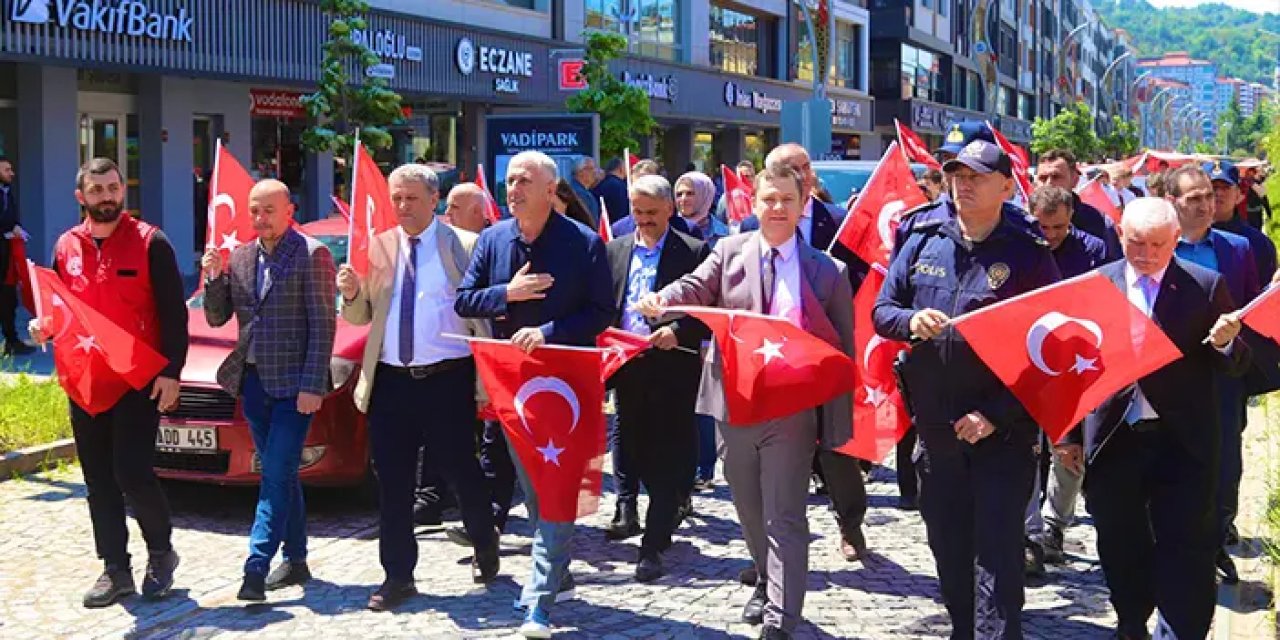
[987,262,1011,289]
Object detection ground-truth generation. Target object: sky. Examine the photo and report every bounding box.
[1147,0,1278,13]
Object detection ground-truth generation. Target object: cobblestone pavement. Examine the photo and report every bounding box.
[0,419,1269,640]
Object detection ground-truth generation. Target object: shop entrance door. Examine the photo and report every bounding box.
[78,112,139,215]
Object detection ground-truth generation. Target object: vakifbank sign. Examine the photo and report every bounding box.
[10,0,194,43]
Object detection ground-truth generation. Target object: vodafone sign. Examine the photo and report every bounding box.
[250,89,306,119]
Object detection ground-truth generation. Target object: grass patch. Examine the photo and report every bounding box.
[0,373,70,455]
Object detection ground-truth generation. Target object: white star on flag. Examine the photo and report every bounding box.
[219,233,242,252]
[754,338,784,365]
[74,334,101,354]
[863,385,888,407]
[537,439,565,466]
[1069,354,1099,375]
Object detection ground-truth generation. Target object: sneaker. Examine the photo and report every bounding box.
[83,567,136,608]
[140,549,179,599]
[1035,527,1065,565]
[237,573,266,602]
[264,561,311,591]
[519,606,552,639]
[513,572,576,610]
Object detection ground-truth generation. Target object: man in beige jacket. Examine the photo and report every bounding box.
[337,164,498,612]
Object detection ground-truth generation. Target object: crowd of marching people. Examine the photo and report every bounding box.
[13,115,1280,640]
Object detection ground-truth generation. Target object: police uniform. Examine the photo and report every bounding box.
[1054,228,1108,279]
[873,141,1062,639]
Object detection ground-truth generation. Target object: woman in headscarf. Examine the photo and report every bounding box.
[674,171,730,249]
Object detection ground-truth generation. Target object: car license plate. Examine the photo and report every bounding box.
[155,426,218,452]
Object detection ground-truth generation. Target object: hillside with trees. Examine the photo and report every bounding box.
[1095,0,1280,87]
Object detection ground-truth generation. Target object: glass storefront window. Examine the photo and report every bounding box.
[250,117,307,203]
[834,21,863,90]
[710,4,760,77]
[901,43,943,102]
[745,133,765,170]
[692,132,715,173]
[585,0,682,61]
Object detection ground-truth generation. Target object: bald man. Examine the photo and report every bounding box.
[446,183,491,234]
[203,178,338,602]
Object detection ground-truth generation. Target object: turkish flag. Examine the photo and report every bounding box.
[1241,284,1280,342]
[986,122,1034,201]
[29,263,169,416]
[721,165,755,225]
[6,237,36,314]
[597,327,651,380]
[894,119,942,171]
[597,196,614,242]
[475,164,503,225]
[832,142,928,267]
[835,267,912,462]
[671,306,856,426]
[1077,177,1122,224]
[205,140,258,265]
[348,144,397,277]
[951,272,1182,443]
[330,195,351,221]
[469,339,607,522]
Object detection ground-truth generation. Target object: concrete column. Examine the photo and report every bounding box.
[860,133,884,160]
[304,151,333,223]
[661,124,693,175]
[687,1,709,66]
[463,103,486,180]
[714,127,746,168]
[138,75,197,275]
[17,64,78,265]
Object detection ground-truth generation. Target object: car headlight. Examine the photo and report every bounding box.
[330,356,357,390]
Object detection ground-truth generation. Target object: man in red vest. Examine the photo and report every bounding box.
[30,158,188,608]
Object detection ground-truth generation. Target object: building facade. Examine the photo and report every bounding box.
[1137,51,1219,143]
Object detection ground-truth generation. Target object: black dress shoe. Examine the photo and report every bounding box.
[760,626,791,640]
[413,502,444,526]
[604,506,641,541]
[237,573,266,602]
[742,582,767,625]
[141,549,179,599]
[472,534,500,584]
[446,526,473,547]
[738,565,759,586]
[265,561,311,591]
[636,549,664,583]
[83,566,136,608]
[896,495,918,511]
[367,579,417,612]
[1216,548,1240,584]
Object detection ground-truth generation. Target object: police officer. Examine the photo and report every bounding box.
[873,141,1061,639]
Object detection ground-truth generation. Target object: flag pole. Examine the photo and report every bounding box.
[205,138,222,249]
[345,141,361,267]
[26,259,45,353]
[624,148,633,191]
[443,333,604,354]
[825,142,901,254]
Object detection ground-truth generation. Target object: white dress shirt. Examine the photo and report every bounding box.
[381,223,471,366]
[758,233,803,327]
[1123,262,1167,423]
[799,198,815,245]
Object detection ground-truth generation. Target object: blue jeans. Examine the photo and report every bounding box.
[509,433,574,612]
[241,367,313,577]
[695,414,717,482]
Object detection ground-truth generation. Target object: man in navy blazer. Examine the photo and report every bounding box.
[1060,198,1249,640]
[454,150,613,638]
[1165,164,1261,585]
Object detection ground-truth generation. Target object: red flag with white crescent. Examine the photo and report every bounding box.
[986,122,1034,202]
[1077,177,1123,224]
[475,164,503,225]
[597,197,614,243]
[348,144,397,277]
[205,140,258,266]
[830,142,929,267]
[721,164,755,224]
[597,327,651,380]
[894,119,942,171]
[835,267,912,462]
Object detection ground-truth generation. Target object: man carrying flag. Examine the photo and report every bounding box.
[0,155,33,355]
[31,158,189,608]
[455,151,613,639]
[636,163,855,640]
[1058,199,1249,640]
[873,140,1061,639]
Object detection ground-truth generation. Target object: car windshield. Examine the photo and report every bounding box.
[187,234,348,312]
[814,168,874,205]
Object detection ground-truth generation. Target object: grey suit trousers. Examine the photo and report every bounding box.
[718,411,818,633]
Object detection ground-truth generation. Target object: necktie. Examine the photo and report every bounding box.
[762,248,779,313]
[1139,275,1156,316]
[399,237,419,365]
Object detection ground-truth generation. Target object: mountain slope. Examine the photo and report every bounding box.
[1094,0,1280,86]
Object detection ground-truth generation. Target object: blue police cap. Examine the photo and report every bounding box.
[1203,159,1238,186]
[939,121,997,155]
[942,140,1013,177]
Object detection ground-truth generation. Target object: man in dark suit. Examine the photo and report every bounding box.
[1035,148,1123,261]
[1059,197,1249,640]
[455,150,614,638]
[1165,163,1261,585]
[593,157,631,222]
[605,174,710,582]
[0,156,32,355]
[202,179,338,602]
[741,143,869,565]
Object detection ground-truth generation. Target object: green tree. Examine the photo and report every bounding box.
[301,0,404,170]
[1031,101,1099,160]
[566,32,657,162]
[1099,116,1140,159]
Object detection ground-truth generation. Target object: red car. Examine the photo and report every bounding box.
[154,217,372,488]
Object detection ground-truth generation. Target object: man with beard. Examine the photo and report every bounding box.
[29,158,188,607]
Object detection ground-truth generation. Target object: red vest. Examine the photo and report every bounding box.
[53,215,162,352]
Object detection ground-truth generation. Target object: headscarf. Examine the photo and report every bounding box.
[675,171,716,228]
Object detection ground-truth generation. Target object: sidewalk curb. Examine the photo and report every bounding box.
[0,438,76,479]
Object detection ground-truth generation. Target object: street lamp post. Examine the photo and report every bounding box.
[1098,51,1134,129]
[1060,22,1092,103]
[795,0,825,101]
[1143,87,1174,148]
